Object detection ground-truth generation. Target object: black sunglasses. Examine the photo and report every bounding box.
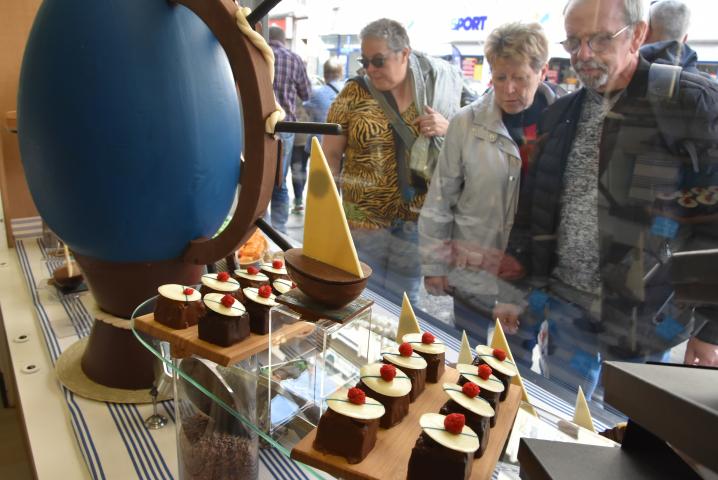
[357,52,393,69]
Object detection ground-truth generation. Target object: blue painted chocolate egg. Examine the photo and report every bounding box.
[18,0,242,262]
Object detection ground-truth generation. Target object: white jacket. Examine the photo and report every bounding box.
[418,83,558,302]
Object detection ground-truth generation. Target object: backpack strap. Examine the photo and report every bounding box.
[647,63,682,102]
[647,63,701,173]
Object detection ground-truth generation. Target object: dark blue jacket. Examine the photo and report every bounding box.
[509,56,718,350]
[640,40,708,78]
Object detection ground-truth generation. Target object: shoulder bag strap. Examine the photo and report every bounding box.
[362,75,417,149]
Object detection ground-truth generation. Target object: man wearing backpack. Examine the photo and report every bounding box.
[502,0,718,397]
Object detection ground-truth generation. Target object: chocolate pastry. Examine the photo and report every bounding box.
[154,284,205,329]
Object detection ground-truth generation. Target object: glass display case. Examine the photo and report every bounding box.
[132,290,624,480]
[131,290,397,477]
[260,298,382,448]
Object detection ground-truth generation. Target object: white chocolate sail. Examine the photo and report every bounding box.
[396,292,421,342]
[491,318,538,417]
[457,330,473,365]
[573,386,596,432]
[302,137,363,277]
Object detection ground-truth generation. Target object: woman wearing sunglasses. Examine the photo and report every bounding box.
[322,18,464,305]
[419,23,562,347]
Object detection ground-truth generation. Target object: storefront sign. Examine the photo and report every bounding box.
[452,16,488,31]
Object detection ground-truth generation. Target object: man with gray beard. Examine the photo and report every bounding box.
[502,0,718,398]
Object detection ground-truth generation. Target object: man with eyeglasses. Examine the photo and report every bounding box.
[502,0,718,397]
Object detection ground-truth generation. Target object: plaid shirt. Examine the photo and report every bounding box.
[270,40,311,122]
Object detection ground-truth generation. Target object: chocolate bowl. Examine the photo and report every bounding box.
[284,248,371,309]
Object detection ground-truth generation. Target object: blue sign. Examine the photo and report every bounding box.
[452,16,488,31]
[650,216,679,239]
[656,316,684,342]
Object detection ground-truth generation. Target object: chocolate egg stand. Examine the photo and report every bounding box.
[17,0,342,398]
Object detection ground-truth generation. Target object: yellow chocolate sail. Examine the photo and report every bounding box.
[302,137,363,277]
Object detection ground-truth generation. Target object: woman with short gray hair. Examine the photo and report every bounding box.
[322,18,464,305]
[359,18,411,53]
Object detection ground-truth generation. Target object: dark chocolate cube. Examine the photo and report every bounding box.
[154,296,205,329]
[198,312,250,347]
[357,380,410,429]
[457,375,501,427]
[440,400,490,458]
[313,409,379,464]
[473,356,510,401]
[415,350,445,383]
[407,432,472,480]
[245,301,270,335]
[382,360,426,402]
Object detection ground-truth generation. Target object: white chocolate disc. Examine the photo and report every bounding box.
[402,332,445,355]
[697,192,718,205]
[242,287,278,307]
[234,268,269,282]
[201,273,240,292]
[272,278,294,294]
[203,293,246,317]
[443,383,495,418]
[678,197,698,208]
[359,363,412,398]
[457,364,505,393]
[419,413,479,453]
[474,345,518,378]
[261,262,287,275]
[656,191,681,200]
[382,345,427,370]
[158,284,201,303]
[326,388,385,420]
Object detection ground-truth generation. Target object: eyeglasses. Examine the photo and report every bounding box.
[560,24,631,54]
[357,52,394,69]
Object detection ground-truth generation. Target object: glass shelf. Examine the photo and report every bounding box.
[131,292,385,479]
[131,295,325,480]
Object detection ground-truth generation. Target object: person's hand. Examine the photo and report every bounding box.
[414,106,449,138]
[452,240,505,275]
[493,303,522,335]
[684,336,718,366]
[424,276,452,296]
[498,253,525,281]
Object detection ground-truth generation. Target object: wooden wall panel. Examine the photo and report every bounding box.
[0,0,43,246]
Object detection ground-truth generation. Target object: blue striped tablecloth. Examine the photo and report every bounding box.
[15,237,608,479]
[16,238,316,480]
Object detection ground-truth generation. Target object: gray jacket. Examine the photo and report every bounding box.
[419,83,558,304]
[408,52,464,182]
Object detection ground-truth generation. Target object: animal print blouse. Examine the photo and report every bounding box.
[327,80,426,230]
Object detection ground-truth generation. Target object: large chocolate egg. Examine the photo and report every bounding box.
[18,0,242,262]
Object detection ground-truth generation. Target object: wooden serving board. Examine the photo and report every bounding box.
[291,367,522,480]
[133,313,315,366]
